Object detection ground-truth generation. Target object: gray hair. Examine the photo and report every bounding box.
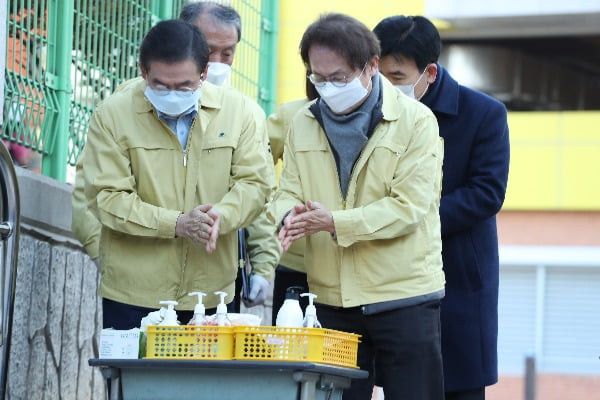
[180,1,242,42]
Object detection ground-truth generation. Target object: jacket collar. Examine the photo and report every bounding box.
[131,78,223,114]
[421,64,459,116]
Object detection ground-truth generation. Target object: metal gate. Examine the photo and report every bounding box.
[2,0,277,181]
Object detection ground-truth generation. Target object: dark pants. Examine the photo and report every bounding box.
[317,300,444,400]
[102,298,233,329]
[445,388,485,400]
[233,268,243,313]
[271,265,309,324]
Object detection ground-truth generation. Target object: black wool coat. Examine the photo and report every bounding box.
[422,65,510,392]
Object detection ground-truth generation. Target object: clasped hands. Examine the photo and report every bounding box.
[278,200,334,251]
[176,204,221,253]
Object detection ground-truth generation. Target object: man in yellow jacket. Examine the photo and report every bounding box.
[80,20,271,329]
[180,1,279,311]
[270,13,445,400]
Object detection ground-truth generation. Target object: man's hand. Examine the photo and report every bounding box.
[278,200,334,251]
[205,208,221,254]
[242,274,270,308]
[175,204,215,246]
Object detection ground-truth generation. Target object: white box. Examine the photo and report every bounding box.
[99,328,140,359]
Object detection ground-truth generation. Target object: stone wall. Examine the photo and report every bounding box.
[4,167,275,399]
[5,168,105,400]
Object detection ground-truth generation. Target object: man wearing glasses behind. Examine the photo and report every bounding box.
[80,20,271,329]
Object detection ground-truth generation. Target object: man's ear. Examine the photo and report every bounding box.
[139,63,147,79]
[200,64,209,82]
[368,56,380,77]
[426,63,438,84]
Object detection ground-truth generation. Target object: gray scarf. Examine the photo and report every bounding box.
[319,73,381,198]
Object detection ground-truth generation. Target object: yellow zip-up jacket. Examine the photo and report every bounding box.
[270,76,445,308]
[72,78,281,279]
[82,78,271,310]
[266,98,312,272]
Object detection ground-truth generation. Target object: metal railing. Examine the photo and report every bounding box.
[0,141,20,398]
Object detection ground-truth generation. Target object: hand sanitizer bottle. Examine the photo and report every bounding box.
[276,286,304,328]
[188,292,207,326]
[214,291,231,326]
[301,293,322,328]
[158,301,179,326]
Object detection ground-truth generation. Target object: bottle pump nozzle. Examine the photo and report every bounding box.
[158,300,179,326]
[214,291,231,326]
[188,292,207,316]
[300,293,321,328]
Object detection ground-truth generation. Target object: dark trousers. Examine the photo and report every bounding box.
[317,300,444,400]
[445,387,485,400]
[271,265,309,324]
[102,298,233,329]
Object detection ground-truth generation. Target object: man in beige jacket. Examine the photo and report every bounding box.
[271,13,445,400]
[80,20,271,329]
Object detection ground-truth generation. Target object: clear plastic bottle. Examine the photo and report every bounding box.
[158,300,179,326]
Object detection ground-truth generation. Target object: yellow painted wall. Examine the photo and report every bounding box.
[276,2,600,212]
[277,1,424,104]
[505,112,600,210]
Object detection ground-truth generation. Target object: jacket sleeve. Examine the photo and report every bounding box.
[244,103,281,279]
[332,114,443,248]
[212,98,272,235]
[268,123,305,227]
[266,104,288,164]
[71,148,101,258]
[439,101,510,236]
[83,106,181,238]
[245,210,281,279]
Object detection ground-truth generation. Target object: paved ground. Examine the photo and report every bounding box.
[371,374,600,399]
[488,374,600,400]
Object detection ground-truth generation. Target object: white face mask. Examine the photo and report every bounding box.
[144,86,201,116]
[206,62,232,86]
[315,74,369,114]
[395,67,428,100]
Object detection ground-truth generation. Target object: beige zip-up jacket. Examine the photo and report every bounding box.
[267,98,312,272]
[82,78,271,309]
[270,76,445,308]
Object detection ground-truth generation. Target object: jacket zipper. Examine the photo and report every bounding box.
[177,114,198,297]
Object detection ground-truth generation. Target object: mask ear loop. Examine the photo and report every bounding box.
[416,64,431,100]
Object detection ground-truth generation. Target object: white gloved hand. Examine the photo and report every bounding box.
[243,275,270,308]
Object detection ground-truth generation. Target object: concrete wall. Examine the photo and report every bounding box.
[6,168,105,399]
[4,167,274,399]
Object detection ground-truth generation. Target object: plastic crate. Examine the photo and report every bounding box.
[145,325,234,360]
[233,326,360,368]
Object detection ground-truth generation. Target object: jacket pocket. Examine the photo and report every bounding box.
[442,232,483,291]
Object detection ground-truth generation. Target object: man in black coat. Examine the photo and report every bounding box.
[374,16,510,400]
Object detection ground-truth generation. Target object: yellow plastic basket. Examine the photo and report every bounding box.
[145,325,234,360]
[233,326,360,368]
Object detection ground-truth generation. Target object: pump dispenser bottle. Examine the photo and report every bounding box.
[214,291,231,326]
[188,292,207,326]
[158,301,179,326]
[276,286,304,328]
[300,293,322,328]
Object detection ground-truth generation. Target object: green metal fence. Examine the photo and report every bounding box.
[2,0,277,182]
